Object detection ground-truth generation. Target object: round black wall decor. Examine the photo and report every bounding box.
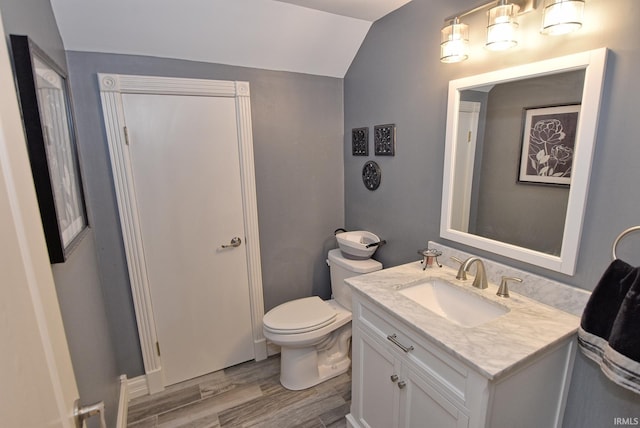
[362,161,381,191]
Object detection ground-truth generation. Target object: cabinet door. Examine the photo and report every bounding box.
[352,326,400,428]
[399,366,469,428]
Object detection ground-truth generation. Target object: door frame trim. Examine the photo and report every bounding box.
[98,74,266,393]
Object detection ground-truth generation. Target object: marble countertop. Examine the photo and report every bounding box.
[346,261,580,381]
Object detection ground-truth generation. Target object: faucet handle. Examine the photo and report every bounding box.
[451,256,467,280]
[497,276,522,298]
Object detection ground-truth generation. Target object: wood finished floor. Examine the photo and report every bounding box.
[127,356,351,428]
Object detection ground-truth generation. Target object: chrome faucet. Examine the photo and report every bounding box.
[456,257,488,289]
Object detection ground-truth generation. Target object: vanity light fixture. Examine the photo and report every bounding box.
[541,0,585,35]
[486,0,520,51]
[441,0,585,63]
[440,17,469,63]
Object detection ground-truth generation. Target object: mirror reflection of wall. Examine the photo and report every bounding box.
[455,70,585,256]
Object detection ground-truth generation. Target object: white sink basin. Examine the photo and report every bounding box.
[399,279,509,328]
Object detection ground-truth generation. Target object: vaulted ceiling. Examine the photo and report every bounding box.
[50,0,413,78]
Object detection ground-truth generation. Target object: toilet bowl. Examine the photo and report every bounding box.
[263,249,382,390]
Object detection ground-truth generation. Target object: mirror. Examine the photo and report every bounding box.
[441,49,608,275]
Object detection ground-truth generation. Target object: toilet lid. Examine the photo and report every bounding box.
[263,296,337,334]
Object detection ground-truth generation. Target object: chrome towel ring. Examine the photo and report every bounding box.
[612,226,640,260]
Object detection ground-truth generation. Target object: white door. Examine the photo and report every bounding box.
[451,101,480,232]
[121,93,255,386]
[0,12,79,426]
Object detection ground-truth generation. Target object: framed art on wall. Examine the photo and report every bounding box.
[518,104,580,186]
[374,123,396,156]
[10,34,88,263]
[352,127,369,156]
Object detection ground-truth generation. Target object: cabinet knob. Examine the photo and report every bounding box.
[397,380,407,389]
[390,374,399,383]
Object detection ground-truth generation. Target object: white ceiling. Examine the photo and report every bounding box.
[50,0,413,78]
[273,0,413,21]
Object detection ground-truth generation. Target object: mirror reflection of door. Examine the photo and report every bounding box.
[451,101,480,232]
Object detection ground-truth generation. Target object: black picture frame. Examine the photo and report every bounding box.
[374,123,396,156]
[10,34,88,263]
[352,127,369,156]
[518,104,580,186]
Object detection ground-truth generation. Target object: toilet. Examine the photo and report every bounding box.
[263,248,382,390]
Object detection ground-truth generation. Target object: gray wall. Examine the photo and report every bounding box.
[0,0,64,70]
[344,0,639,424]
[65,51,345,377]
[0,1,119,426]
[473,72,584,255]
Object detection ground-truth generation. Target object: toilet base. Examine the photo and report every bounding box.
[279,323,352,390]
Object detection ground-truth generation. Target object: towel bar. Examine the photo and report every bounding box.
[612,226,640,260]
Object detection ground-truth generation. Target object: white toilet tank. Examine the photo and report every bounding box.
[327,248,382,310]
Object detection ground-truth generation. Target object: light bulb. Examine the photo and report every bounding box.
[541,0,585,35]
[486,2,520,51]
[441,18,469,63]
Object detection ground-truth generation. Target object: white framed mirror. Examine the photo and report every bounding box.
[441,48,608,275]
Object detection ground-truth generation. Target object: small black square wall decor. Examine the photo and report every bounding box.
[352,127,369,156]
[374,124,396,156]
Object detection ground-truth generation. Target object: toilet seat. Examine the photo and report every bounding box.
[263,296,337,334]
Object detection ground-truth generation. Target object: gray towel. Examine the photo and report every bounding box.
[602,267,640,394]
[578,259,635,362]
[578,259,640,395]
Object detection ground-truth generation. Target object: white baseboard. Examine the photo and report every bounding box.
[146,369,165,394]
[127,375,149,400]
[345,413,358,428]
[116,375,129,428]
[254,338,268,361]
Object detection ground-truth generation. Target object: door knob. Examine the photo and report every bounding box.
[221,237,242,248]
[390,374,399,383]
[397,380,407,389]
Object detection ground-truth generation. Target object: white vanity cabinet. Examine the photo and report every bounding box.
[353,328,469,428]
[398,363,469,428]
[347,292,577,428]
